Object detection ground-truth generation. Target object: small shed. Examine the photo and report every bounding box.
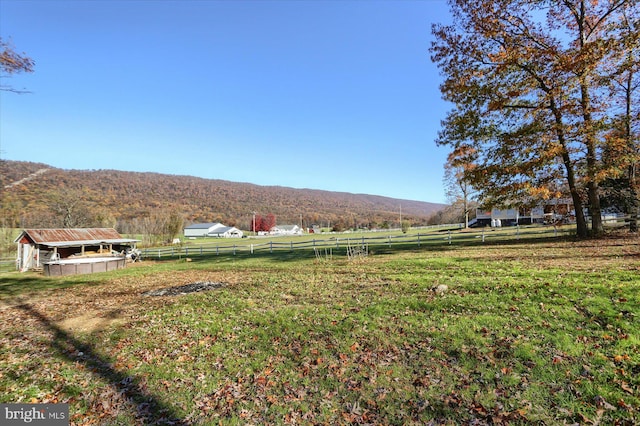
[184,223,223,238]
[15,228,139,276]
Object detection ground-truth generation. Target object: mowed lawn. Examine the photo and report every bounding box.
[1,235,638,425]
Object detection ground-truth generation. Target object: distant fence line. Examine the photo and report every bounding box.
[138,224,573,261]
[2,215,636,271]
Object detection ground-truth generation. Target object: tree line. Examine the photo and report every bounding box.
[1,162,440,244]
[432,0,639,237]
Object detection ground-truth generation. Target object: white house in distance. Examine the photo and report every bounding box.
[209,225,243,238]
[184,223,243,238]
[473,198,574,227]
[270,224,303,235]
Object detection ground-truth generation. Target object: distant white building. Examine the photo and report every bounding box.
[475,208,520,227]
[473,198,575,227]
[270,224,303,235]
[208,226,243,238]
[184,223,223,238]
[184,223,244,238]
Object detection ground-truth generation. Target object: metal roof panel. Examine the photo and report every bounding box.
[15,228,139,245]
[185,223,222,229]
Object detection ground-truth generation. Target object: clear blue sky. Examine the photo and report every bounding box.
[1,0,452,204]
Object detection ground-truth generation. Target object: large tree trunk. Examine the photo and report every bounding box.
[575,1,604,237]
[562,150,589,238]
[627,166,638,232]
[587,180,603,236]
[551,99,590,238]
[623,57,638,232]
[582,83,604,237]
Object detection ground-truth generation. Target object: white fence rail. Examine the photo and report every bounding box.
[139,225,573,261]
[3,215,636,270]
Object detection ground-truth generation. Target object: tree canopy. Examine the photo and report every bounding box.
[444,145,478,228]
[431,0,639,237]
[0,37,35,93]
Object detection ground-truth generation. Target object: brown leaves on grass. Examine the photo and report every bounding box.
[0,269,238,425]
[2,238,638,424]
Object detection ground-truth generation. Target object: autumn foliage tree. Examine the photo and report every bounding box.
[47,188,94,228]
[431,0,639,238]
[0,37,34,235]
[0,37,35,93]
[251,213,277,232]
[600,5,640,231]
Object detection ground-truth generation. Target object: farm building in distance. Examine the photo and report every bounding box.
[184,223,243,238]
[208,226,243,238]
[472,198,575,227]
[270,225,303,235]
[184,223,223,237]
[15,228,140,276]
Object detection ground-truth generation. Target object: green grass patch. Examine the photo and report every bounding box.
[1,236,638,424]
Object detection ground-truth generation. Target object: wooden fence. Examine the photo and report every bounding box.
[138,224,574,261]
[0,257,15,273]
[2,214,635,271]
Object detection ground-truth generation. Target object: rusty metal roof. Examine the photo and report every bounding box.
[15,228,139,246]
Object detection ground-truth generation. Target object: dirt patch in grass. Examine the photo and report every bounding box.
[57,310,126,334]
[1,269,240,327]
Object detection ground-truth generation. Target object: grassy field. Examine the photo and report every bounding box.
[0,234,638,425]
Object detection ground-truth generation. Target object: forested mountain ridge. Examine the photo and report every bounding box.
[1,160,444,231]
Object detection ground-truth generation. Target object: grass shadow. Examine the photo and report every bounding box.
[0,274,78,298]
[14,302,187,425]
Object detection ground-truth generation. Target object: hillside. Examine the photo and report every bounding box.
[0,160,444,231]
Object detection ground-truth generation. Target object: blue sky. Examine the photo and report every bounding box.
[1,0,452,204]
